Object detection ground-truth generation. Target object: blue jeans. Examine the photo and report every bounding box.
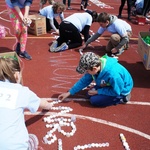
[87,94,125,107]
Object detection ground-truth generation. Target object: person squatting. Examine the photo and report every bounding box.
[81,12,132,56]
[58,52,133,107]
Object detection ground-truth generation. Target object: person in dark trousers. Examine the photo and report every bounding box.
[118,0,133,20]
[58,52,133,107]
[63,0,72,10]
[80,0,88,10]
[142,0,150,16]
[39,0,55,10]
[49,10,98,52]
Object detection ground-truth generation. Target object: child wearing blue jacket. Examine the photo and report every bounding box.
[58,52,133,107]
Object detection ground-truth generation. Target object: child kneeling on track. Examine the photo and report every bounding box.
[0,57,53,149]
[49,10,98,52]
[58,52,133,107]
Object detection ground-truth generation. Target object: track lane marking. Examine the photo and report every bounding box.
[25,111,150,140]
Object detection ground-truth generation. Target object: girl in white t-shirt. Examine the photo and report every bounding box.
[0,57,53,150]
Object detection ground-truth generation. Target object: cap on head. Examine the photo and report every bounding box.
[76,52,100,74]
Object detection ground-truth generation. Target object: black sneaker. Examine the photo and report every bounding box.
[80,4,84,10]
[15,43,20,55]
[19,51,32,60]
[128,16,131,21]
[120,93,131,104]
[118,15,122,18]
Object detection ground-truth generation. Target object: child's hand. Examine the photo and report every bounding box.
[80,43,87,50]
[111,48,118,54]
[55,29,59,35]
[40,99,54,110]
[58,92,70,101]
[46,102,54,110]
[88,88,98,95]
[23,17,31,26]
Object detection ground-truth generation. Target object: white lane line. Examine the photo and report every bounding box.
[127,101,150,106]
[3,37,139,40]
[40,98,150,106]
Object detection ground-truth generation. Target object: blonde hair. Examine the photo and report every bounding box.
[0,57,20,83]
[53,1,66,13]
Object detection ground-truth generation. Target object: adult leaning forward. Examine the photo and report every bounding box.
[49,10,98,52]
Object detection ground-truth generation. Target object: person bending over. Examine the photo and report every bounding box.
[39,1,66,34]
[81,12,132,56]
[50,10,98,52]
[58,52,133,107]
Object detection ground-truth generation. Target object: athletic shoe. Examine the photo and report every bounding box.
[116,48,125,56]
[53,43,68,52]
[19,51,32,60]
[49,40,58,52]
[128,16,131,21]
[124,43,129,50]
[118,15,122,18]
[111,47,124,56]
[120,93,131,104]
[67,6,72,10]
[15,43,20,55]
[80,4,84,10]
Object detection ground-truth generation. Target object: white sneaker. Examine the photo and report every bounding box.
[67,6,72,10]
[116,48,124,56]
[53,42,68,52]
[50,40,58,52]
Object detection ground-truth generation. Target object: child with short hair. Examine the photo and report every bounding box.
[39,1,66,34]
[58,52,133,107]
[0,57,53,149]
[81,12,132,56]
